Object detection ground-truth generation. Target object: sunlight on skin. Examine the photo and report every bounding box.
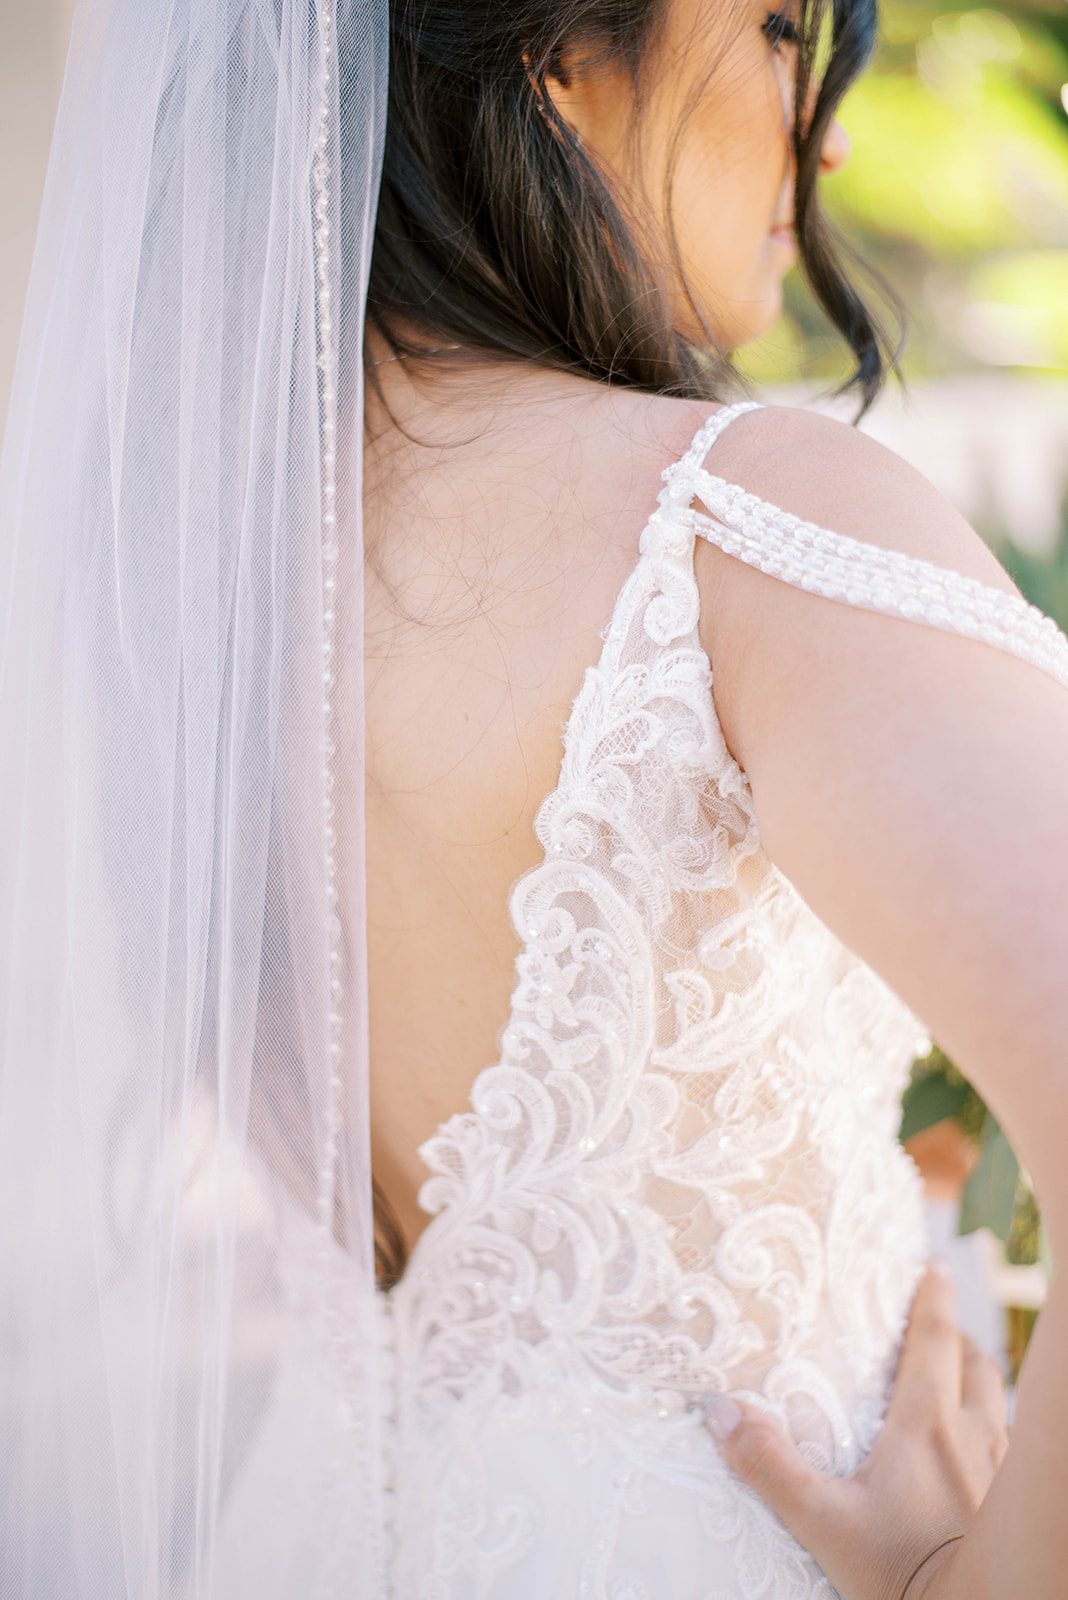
[542,0,851,349]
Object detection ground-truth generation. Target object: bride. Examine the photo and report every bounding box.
[2,0,1066,1596]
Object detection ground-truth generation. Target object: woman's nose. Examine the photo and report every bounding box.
[819,115,851,176]
[796,76,851,177]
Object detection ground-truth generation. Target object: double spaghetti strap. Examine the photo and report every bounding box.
[662,400,1068,694]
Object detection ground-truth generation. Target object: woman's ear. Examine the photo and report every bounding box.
[526,44,616,149]
[523,48,583,141]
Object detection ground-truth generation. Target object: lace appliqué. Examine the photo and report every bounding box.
[371,400,1068,1596]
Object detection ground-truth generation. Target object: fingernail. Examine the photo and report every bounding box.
[703,1395,743,1440]
[930,1256,953,1279]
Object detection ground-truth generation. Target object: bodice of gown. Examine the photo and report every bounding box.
[393,404,933,1429]
[363,400,1068,1598]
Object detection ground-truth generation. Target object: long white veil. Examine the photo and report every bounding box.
[0,1,390,1593]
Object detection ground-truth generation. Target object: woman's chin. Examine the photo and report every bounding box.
[722,283,787,352]
[671,258,790,353]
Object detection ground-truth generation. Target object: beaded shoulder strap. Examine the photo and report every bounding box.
[659,400,766,498]
[673,403,1068,694]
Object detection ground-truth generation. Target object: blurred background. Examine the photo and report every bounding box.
[740,0,1068,581]
[3,0,1065,1391]
[0,3,76,440]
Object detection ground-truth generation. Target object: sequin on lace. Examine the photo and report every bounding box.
[377,401,1066,1598]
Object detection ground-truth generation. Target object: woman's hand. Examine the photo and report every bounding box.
[701,1261,1010,1600]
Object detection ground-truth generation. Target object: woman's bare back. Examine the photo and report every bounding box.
[362,366,721,1250]
[361,362,1064,1261]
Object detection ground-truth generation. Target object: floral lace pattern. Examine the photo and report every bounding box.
[376,401,1068,1597]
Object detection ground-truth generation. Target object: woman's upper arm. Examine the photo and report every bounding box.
[690,403,1068,1228]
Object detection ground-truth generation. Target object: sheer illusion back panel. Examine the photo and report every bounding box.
[382,397,937,1597]
[367,399,1068,1599]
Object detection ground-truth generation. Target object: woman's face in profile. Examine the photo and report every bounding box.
[545,0,852,350]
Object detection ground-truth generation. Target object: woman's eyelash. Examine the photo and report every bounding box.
[762,10,802,49]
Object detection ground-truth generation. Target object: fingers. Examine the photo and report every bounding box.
[887,1261,963,1426]
[702,1395,841,1550]
[959,1330,1007,1421]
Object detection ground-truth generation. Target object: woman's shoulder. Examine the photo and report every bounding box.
[383,367,1016,604]
[598,388,1017,599]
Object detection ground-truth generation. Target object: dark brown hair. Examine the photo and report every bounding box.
[372,1178,409,1292]
[365,0,907,424]
[366,0,908,1287]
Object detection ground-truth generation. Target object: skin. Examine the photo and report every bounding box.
[709,1263,1012,1600]
[363,0,858,1241]
[364,2,1067,1590]
[541,0,851,348]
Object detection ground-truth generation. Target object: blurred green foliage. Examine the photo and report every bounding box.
[738,0,1068,383]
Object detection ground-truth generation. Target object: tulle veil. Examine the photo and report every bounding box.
[0,1,391,1592]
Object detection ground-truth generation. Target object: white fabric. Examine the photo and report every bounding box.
[221,400,1068,1597]
[0,2,389,1595]
[682,405,1068,691]
[4,9,1063,1586]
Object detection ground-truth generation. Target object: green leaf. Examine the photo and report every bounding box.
[899,1072,970,1142]
[958,1120,1020,1241]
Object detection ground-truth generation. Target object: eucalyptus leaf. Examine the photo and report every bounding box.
[899,1072,970,1142]
[959,1121,1019,1241]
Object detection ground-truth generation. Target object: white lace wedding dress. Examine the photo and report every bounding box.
[222,399,1068,1600]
